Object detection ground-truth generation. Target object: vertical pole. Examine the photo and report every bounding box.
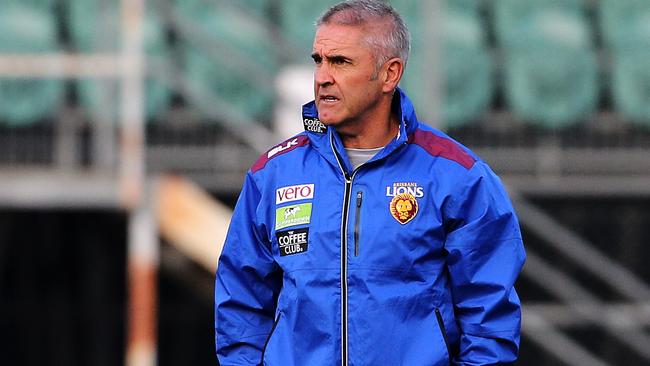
[127,183,159,366]
[120,1,155,366]
[120,0,145,209]
[55,108,80,170]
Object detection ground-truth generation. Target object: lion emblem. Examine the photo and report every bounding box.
[389,193,418,224]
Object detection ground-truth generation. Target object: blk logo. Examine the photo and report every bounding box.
[268,138,298,159]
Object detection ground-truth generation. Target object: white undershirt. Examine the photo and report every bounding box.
[345,146,384,170]
[343,128,400,170]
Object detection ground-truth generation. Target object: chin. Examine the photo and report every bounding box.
[320,117,345,127]
[316,112,340,126]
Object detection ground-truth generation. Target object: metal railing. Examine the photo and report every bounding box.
[512,193,650,365]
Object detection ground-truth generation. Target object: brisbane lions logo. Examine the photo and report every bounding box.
[389,193,418,224]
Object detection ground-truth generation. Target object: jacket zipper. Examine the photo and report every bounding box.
[340,175,353,366]
[354,191,363,257]
[260,313,281,365]
[330,134,357,366]
[435,308,452,359]
[331,134,404,366]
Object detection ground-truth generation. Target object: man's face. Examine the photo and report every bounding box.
[311,23,384,128]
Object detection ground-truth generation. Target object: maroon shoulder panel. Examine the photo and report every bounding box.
[408,129,476,170]
[251,135,310,173]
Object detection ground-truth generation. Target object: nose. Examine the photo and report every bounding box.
[314,63,334,87]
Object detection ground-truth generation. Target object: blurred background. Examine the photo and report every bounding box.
[0,0,649,365]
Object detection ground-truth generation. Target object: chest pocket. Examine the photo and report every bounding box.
[350,185,446,272]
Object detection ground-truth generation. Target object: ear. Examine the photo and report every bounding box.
[381,57,404,93]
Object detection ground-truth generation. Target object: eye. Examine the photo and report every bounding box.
[331,56,347,65]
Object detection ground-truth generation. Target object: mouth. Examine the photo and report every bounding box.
[319,95,340,104]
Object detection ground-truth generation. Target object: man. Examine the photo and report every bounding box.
[215,1,526,365]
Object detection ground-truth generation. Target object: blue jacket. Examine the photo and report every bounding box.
[216,88,526,366]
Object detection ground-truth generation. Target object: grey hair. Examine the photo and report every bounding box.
[316,0,411,69]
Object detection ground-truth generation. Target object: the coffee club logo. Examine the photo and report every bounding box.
[276,228,309,257]
[303,117,327,134]
[275,203,312,230]
[386,182,422,225]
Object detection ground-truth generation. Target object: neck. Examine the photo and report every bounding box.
[337,97,399,149]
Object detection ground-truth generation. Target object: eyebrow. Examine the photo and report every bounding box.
[310,53,352,63]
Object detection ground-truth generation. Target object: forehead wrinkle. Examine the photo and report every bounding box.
[313,38,357,52]
[313,26,370,58]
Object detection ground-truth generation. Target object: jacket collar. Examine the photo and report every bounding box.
[301,87,420,176]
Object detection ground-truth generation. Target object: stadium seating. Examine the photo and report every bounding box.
[441,5,492,127]
[444,0,480,16]
[504,46,598,129]
[0,3,64,126]
[178,2,277,121]
[611,50,650,127]
[493,0,588,48]
[598,0,650,127]
[494,0,597,128]
[236,0,268,17]
[177,0,269,18]
[599,0,650,50]
[388,0,421,99]
[392,1,492,127]
[15,0,57,10]
[183,48,276,122]
[67,0,170,121]
[443,45,492,128]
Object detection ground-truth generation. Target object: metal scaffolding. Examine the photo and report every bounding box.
[512,193,650,365]
[0,1,154,365]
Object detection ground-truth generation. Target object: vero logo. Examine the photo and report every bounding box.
[276,184,314,204]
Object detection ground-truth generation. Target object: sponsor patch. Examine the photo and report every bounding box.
[387,183,422,224]
[276,184,314,204]
[276,228,309,256]
[268,138,299,159]
[303,117,327,134]
[389,193,419,224]
[251,135,310,173]
[276,203,312,230]
[385,182,424,198]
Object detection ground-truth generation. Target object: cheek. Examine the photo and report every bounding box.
[342,75,371,99]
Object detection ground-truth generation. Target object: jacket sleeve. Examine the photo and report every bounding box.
[443,161,526,365]
[215,172,282,365]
